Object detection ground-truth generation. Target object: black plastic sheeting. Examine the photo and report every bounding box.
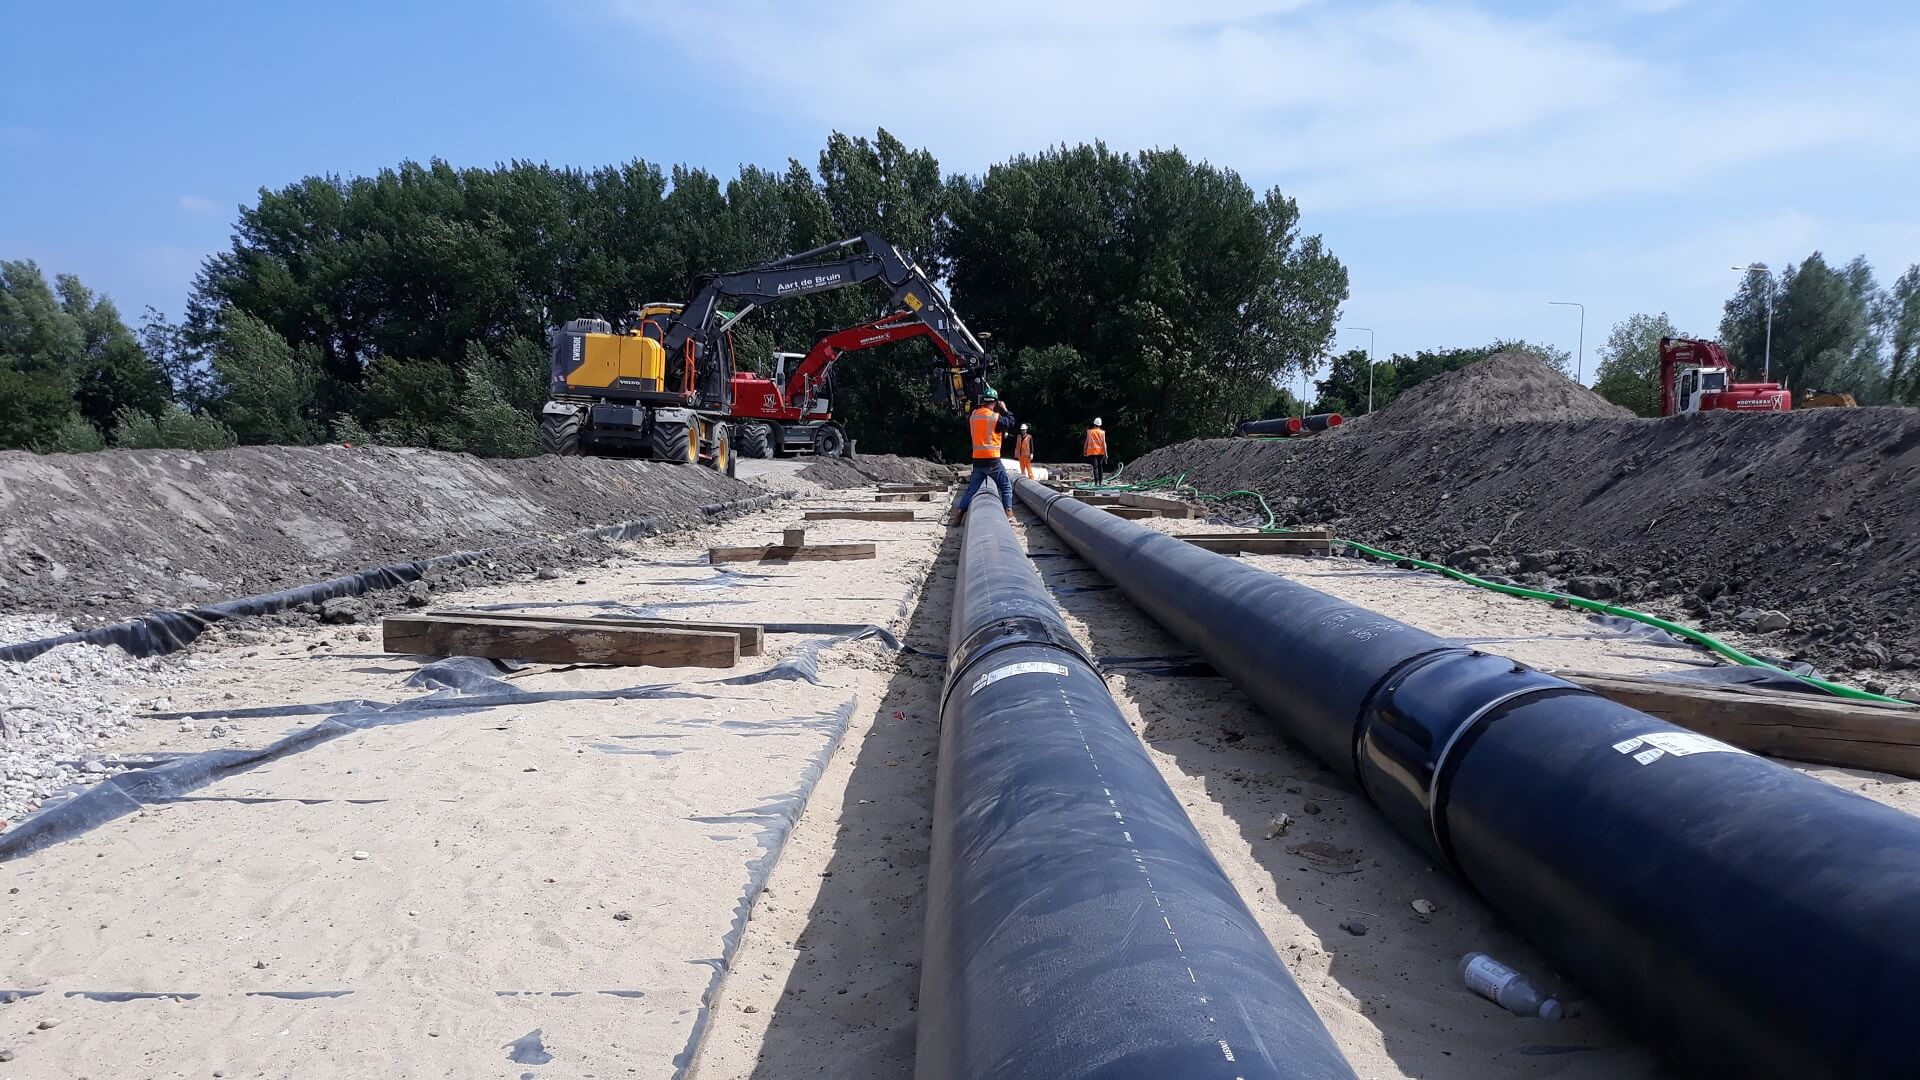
[917,491,1357,1080]
[1016,477,1920,1080]
[0,493,781,664]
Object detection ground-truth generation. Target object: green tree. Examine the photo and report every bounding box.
[208,309,324,444]
[1886,264,1920,404]
[1720,253,1888,398]
[2,262,107,447]
[111,405,238,450]
[55,274,170,433]
[1312,347,1398,416]
[943,144,1347,459]
[1,261,179,448]
[43,414,107,453]
[1593,313,1684,417]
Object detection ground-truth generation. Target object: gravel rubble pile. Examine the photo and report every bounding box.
[799,453,953,488]
[0,614,187,825]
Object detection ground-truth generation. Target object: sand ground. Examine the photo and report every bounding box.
[6,482,1914,1079]
[0,484,946,1078]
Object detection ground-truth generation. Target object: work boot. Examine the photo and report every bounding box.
[1005,510,1016,523]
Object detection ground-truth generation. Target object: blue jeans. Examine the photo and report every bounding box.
[958,459,1013,515]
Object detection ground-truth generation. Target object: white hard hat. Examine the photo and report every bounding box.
[1093,417,1103,426]
[1020,423,1029,430]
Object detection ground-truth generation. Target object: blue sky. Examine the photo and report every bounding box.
[4,0,1917,383]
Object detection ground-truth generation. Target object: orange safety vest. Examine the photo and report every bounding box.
[1014,433,1033,461]
[970,406,1004,459]
[1083,427,1107,456]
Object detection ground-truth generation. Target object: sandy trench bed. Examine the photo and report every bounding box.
[4,479,1916,1079]
[0,481,945,1079]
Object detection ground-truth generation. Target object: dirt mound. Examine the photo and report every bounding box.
[799,453,952,488]
[1360,351,1634,430]
[0,446,754,623]
[1131,406,1920,691]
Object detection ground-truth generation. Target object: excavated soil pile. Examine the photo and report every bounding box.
[0,445,754,624]
[1133,361,1920,690]
[1354,350,1634,429]
[799,453,952,488]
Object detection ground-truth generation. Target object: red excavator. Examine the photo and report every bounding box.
[729,312,965,458]
[1659,337,1791,415]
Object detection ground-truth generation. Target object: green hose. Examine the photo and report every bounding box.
[1108,474,1909,706]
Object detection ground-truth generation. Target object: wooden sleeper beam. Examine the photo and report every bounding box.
[383,614,739,668]
[424,609,763,656]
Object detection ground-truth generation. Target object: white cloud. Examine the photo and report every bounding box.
[602,0,1918,211]
[177,194,218,214]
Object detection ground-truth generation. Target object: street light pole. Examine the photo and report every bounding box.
[1548,301,1584,384]
[1343,326,1376,413]
[1732,264,1773,382]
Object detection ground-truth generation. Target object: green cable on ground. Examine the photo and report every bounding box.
[1129,474,1909,706]
[1337,538,1907,704]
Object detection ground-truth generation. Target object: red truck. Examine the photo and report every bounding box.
[1659,336,1791,415]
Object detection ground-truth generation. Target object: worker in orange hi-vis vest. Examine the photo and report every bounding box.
[951,388,1017,526]
[1014,424,1035,479]
[1083,417,1109,485]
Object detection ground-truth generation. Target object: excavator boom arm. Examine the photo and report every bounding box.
[659,234,990,409]
[780,314,967,412]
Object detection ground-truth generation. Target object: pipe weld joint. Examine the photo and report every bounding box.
[943,615,1092,708]
[1356,651,1575,873]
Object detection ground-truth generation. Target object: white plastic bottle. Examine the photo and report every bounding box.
[1460,952,1564,1021]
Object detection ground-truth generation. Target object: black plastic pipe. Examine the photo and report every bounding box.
[1015,477,1920,1079]
[916,493,1358,1080]
[1235,413,1341,437]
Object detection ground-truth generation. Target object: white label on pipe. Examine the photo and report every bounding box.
[969,661,1070,696]
[1611,731,1750,765]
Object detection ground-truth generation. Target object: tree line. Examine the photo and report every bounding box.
[1,131,1347,462]
[10,137,1911,462]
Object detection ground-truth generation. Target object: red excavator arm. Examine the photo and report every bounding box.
[790,313,963,406]
[732,312,964,424]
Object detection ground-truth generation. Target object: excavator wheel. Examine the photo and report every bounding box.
[648,420,697,464]
[738,421,774,459]
[538,411,584,456]
[814,423,847,459]
[702,421,735,477]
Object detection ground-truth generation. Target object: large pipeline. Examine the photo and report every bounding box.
[916,493,1358,1080]
[1014,477,1920,1080]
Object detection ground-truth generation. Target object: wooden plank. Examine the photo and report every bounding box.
[1555,670,1920,780]
[383,615,738,668]
[803,509,915,522]
[1112,492,1197,518]
[1179,530,1334,542]
[877,482,946,493]
[1104,506,1160,519]
[708,542,878,564]
[425,610,762,656]
[874,492,933,502]
[1179,535,1332,555]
